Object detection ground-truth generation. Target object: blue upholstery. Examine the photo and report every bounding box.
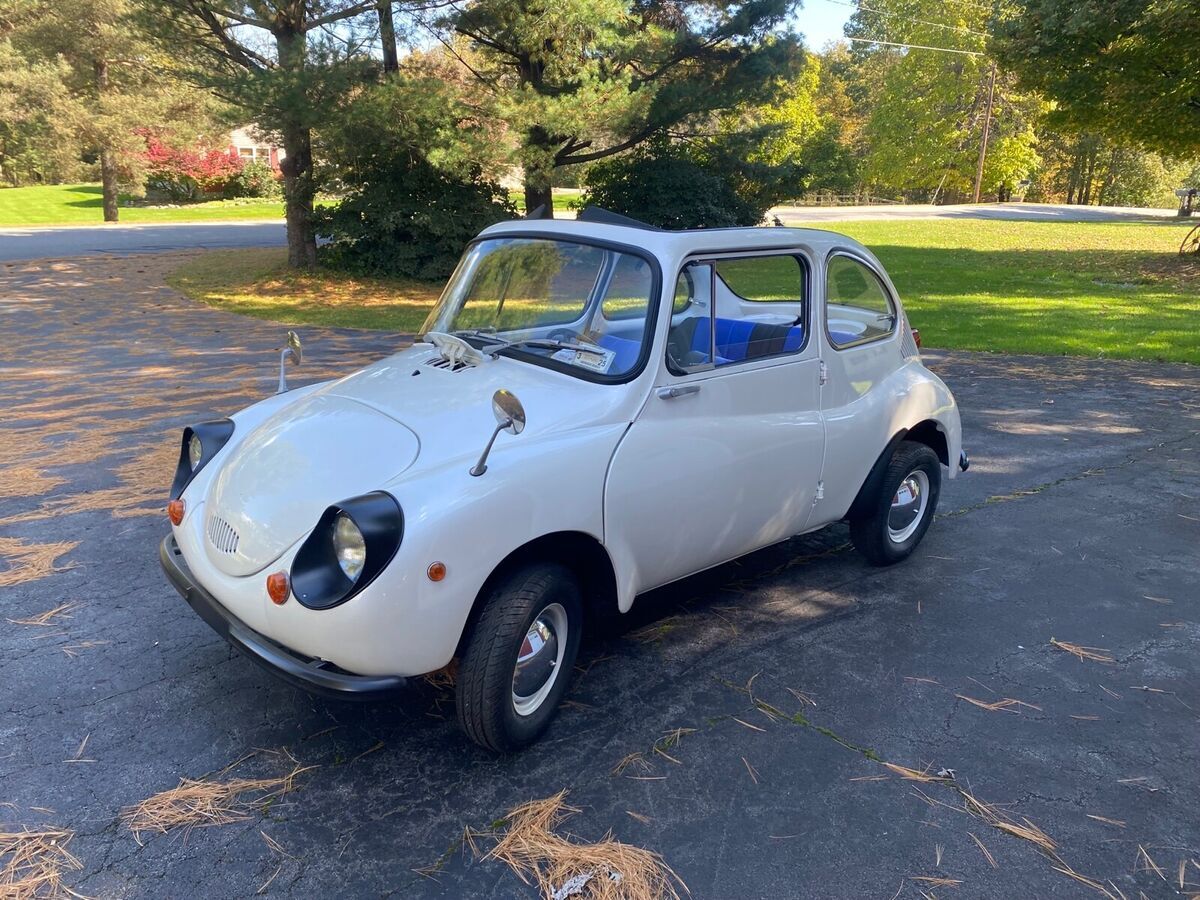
[683,316,805,363]
[596,334,641,372]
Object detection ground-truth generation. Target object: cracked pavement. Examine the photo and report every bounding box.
[1,252,1198,898]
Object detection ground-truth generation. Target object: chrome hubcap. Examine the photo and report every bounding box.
[512,603,567,716]
[888,470,929,543]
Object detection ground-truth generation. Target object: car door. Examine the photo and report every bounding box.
[815,250,907,523]
[606,251,827,593]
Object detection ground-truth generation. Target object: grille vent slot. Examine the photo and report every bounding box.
[424,356,474,372]
[900,324,920,359]
[207,515,240,554]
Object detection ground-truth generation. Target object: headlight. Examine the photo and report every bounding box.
[332,513,366,581]
[188,434,204,471]
[170,419,235,500]
[290,492,403,610]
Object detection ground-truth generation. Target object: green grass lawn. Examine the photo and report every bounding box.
[166,248,441,331]
[508,188,582,214]
[167,218,1200,364]
[815,219,1198,364]
[0,183,284,227]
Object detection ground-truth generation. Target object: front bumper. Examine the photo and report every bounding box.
[159,534,406,699]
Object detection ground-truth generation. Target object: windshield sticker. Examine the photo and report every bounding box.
[568,345,614,374]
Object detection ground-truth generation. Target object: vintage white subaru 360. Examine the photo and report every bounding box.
[161,209,966,751]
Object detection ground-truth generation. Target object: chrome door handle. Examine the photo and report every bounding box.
[657,385,701,399]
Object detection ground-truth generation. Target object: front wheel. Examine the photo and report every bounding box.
[456,563,582,752]
[849,441,942,566]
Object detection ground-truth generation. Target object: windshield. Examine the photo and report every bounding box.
[421,237,657,379]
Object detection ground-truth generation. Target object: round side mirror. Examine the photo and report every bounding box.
[287,330,303,365]
[492,389,525,435]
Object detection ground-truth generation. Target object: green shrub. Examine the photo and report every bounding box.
[581,139,800,229]
[145,173,202,203]
[314,155,515,280]
[226,160,281,199]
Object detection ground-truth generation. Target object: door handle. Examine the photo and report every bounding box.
[657,385,701,399]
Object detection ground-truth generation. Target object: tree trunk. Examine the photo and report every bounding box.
[378,0,399,73]
[94,58,119,222]
[275,29,318,268]
[524,181,553,218]
[522,124,555,218]
[99,150,119,222]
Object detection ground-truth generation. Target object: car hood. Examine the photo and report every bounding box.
[205,343,638,576]
[204,392,420,576]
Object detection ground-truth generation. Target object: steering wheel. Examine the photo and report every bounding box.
[546,328,579,343]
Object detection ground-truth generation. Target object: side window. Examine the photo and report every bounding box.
[667,255,808,373]
[825,254,896,349]
[713,256,805,304]
[672,269,694,314]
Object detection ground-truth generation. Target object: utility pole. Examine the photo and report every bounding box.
[972,61,997,204]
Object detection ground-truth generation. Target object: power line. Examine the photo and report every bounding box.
[819,0,991,38]
[844,35,984,55]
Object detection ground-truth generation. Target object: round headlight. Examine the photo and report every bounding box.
[188,434,204,470]
[332,513,366,581]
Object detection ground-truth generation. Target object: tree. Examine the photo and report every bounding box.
[845,0,1042,201]
[445,0,805,215]
[995,0,1199,158]
[0,39,78,185]
[142,0,386,265]
[6,0,213,216]
[314,68,514,278]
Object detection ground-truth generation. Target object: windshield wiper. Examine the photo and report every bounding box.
[449,328,500,343]
[496,338,607,358]
[450,330,607,360]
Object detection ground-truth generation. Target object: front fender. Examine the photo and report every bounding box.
[252,422,627,677]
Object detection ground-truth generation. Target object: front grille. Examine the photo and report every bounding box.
[207,514,240,554]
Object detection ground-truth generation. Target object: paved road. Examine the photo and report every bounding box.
[0,202,1182,262]
[774,201,1181,224]
[1,254,1198,899]
[0,220,285,262]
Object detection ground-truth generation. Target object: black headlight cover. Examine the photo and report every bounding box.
[290,492,403,610]
[169,419,235,500]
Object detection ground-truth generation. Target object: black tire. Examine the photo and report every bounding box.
[456,563,582,752]
[849,440,941,566]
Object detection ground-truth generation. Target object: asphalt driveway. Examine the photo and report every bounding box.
[1,253,1198,899]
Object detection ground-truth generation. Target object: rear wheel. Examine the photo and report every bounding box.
[456,563,582,752]
[850,441,941,566]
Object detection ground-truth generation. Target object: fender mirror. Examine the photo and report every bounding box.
[471,390,526,476]
[276,331,302,393]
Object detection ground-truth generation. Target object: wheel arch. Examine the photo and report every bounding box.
[455,530,619,656]
[845,419,949,521]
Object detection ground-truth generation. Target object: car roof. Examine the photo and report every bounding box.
[478,217,878,264]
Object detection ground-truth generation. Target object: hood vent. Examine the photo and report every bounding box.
[207,514,240,555]
[424,356,475,372]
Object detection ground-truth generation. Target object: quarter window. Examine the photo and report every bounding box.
[825,254,896,349]
[668,254,808,372]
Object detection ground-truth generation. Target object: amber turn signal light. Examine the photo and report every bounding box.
[427,562,447,582]
[167,499,185,526]
[266,571,290,605]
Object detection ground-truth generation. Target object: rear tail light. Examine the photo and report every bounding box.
[911,327,922,348]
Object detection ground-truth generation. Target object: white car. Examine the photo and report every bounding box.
[161,209,966,751]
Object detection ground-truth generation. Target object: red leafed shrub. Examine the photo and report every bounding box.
[142,135,244,202]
